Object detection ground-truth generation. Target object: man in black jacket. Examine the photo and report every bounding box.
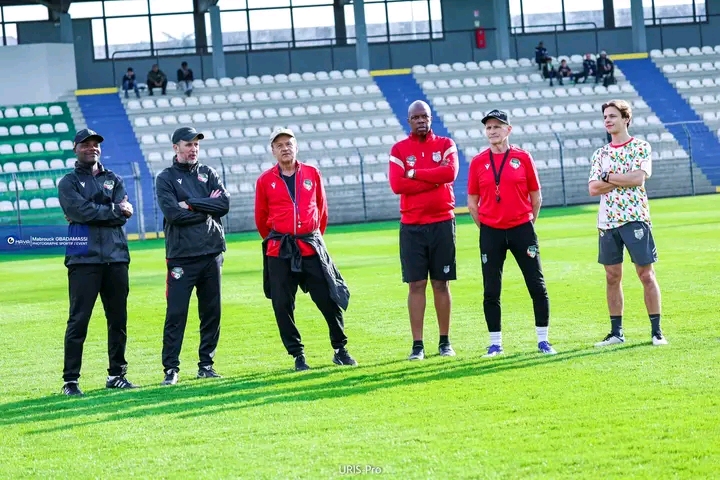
[572,53,597,85]
[57,128,138,396]
[155,126,230,385]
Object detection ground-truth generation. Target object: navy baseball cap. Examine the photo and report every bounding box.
[73,128,104,146]
[481,109,510,125]
[172,126,205,144]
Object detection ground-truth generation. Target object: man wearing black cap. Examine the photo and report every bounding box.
[57,129,137,396]
[466,110,555,357]
[155,126,230,385]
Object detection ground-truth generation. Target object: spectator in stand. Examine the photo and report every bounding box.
[596,51,615,86]
[572,53,597,85]
[542,57,561,86]
[147,64,168,96]
[121,67,140,99]
[535,42,547,71]
[558,59,572,82]
[177,61,194,97]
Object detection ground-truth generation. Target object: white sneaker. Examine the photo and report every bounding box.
[652,332,669,346]
[594,333,625,347]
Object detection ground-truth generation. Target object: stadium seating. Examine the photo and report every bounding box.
[119,53,719,231]
[123,70,403,229]
[0,102,76,224]
[414,55,713,206]
[650,46,720,136]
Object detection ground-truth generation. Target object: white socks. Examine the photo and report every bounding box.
[536,327,549,343]
[489,329,549,346]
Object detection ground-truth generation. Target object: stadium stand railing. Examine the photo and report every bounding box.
[0,103,77,226]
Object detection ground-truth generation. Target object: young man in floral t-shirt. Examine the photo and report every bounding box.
[588,99,668,348]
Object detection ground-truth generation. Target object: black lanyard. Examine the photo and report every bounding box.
[489,149,511,203]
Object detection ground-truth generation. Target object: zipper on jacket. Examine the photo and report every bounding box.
[93,173,106,262]
[280,166,299,236]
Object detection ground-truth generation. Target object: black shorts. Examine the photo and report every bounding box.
[598,221,658,266]
[399,218,456,283]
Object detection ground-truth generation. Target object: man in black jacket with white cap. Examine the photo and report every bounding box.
[57,128,138,396]
[155,126,230,386]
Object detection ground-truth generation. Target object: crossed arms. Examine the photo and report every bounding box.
[388,143,459,195]
[589,170,648,196]
[58,177,132,226]
[156,170,229,226]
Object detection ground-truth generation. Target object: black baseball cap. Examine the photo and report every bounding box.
[172,126,205,144]
[73,128,104,146]
[481,109,510,125]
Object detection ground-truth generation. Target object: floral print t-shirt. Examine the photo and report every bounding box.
[588,137,653,229]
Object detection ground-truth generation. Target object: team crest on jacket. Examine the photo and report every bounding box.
[432,151,442,163]
[303,179,312,190]
[406,155,416,167]
[510,158,521,169]
[197,173,208,183]
[103,180,114,190]
[170,267,184,279]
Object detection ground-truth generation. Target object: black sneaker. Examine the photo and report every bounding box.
[162,369,179,385]
[294,354,310,371]
[438,343,456,357]
[197,366,222,379]
[106,375,139,389]
[333,348,358,366]
[61,382,83,396]
[408,345,425,361]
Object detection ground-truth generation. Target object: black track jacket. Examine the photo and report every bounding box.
[57,161,130,266]
[155,158,230,260]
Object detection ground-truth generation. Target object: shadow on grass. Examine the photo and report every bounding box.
[1,343,647,434]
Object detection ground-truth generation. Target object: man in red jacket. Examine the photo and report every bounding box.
[388,100,459,361]
[255,128,357,371]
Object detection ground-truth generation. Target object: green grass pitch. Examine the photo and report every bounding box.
[1,195,719,479]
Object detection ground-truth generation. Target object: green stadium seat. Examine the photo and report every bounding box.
[0,102,75,222]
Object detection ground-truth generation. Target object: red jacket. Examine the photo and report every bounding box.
[467,146,540,230]
[388,131,459,225]
[255,162,327,257]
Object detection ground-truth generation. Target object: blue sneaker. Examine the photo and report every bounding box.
[484,344,504,357]
[538,341,557,355]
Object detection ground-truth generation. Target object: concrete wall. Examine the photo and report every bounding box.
[0,43,77,105]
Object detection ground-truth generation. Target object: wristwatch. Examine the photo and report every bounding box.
[600,171,610,183]
[407,169,416,179]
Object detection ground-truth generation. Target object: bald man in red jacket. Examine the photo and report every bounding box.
[388,100,459,361]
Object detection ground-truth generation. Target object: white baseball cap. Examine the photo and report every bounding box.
[269,127,295,144]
